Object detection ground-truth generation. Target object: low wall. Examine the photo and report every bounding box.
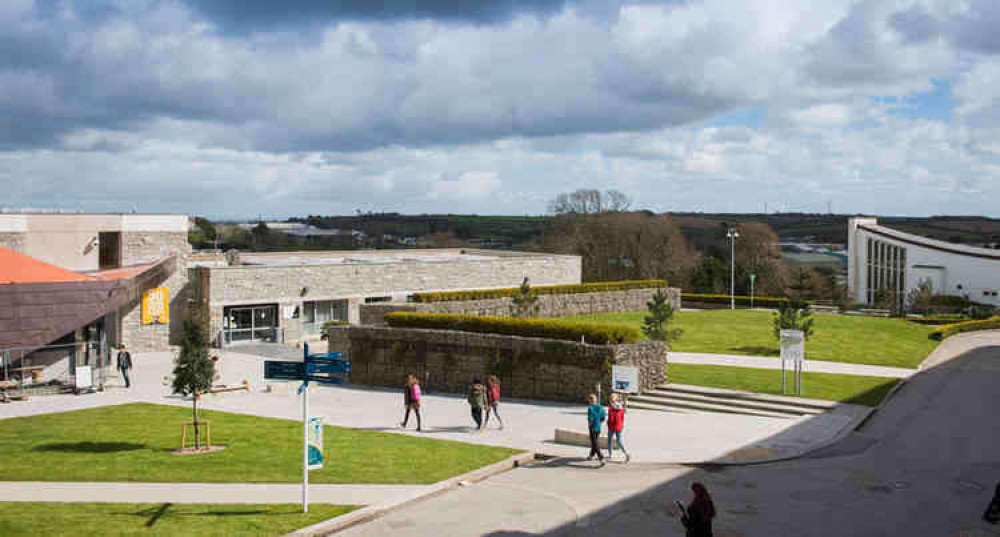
[359,287,682,326]
[325,325,668,403]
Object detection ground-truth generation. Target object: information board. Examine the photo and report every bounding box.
[307,417,324,470]
[611,365,640,394]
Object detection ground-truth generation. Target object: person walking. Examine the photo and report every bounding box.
[606,393,630,463]
[399,374,422,431]
[586,393,606,465]
[116,344,133,389]
[680,482,716,537]
[468,377,488,432]
[483,374,504,430]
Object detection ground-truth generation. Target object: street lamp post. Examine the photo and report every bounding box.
[727,228,740,309]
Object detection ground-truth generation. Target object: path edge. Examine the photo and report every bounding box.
[288,451,535,536]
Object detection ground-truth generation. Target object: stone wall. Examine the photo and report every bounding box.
[118,231,192,352]
[325,325,668,403]
[0,232,25,253]
[359,287,682,325]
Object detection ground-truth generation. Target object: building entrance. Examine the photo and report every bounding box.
[223,304,279,345]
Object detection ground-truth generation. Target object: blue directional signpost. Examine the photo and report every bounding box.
[263,342,351,513]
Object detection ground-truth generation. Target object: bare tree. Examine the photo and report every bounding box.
[547,189,631,215]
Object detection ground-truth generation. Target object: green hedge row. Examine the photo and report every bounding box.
[384,312,640,345]
[929,317,1000,341]
[681,293,793,308]
[410,280,667,303]
[907,315,968,326]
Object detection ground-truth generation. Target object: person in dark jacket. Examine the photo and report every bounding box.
[399,374,422,431]
[483,374,504,430]
[468,377,488,432]
[586,393,606,465]
[116,344,133,389]
[681,481,716,537]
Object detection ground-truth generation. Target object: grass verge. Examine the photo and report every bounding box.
[0,403,519,483]
[668,363,899,406]
[0,502,357,536]
[563,309,938,368]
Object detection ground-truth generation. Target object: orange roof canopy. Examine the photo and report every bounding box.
[0,247,95,284]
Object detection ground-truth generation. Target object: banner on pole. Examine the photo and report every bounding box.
[307,417,324,470]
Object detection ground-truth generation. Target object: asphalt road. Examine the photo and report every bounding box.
[337,334,1000,537]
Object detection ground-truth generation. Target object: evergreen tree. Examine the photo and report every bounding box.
[642,289,683,342]
[510,277,540,318]
[773,299,815,341]
[172,320,216,449]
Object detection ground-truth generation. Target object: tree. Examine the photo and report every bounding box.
[906,278,934,314]
[172,320,216,450]
[641,289,683,343]
[773,299,815,341]
[188,216,217,248]
[548,189,631,215]
[510,277,540,318]
[690,257,729,293]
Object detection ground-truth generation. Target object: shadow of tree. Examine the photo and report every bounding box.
[33,441,146,453]
[111,503,275,528]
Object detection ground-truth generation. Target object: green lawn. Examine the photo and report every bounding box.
[0,502,357,536]
[0,403,518,484]
[564,309,938,368]
[668,363,899,406]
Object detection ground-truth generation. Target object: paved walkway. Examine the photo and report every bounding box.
[0,482,429,505]
[668,351,915,378]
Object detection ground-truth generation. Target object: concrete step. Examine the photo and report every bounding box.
[624,400,697,414]
[658,383,838,410]
[637,389,824,417]
[629,394,799,419]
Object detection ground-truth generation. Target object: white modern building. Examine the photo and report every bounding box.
[848,217,1000,309]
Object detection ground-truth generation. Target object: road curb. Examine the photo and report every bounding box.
[288,451,535,536]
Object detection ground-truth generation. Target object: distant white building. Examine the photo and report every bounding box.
[848,217,1000,309]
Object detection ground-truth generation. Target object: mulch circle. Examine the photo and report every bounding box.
[170,445,227,456]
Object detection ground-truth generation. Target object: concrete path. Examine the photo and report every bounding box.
[335,331,1000,537]
[0,482,429,505]
[668,351,915,378]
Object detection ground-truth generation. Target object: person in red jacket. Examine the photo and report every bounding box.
[606,392,630,463]
[483,374,504,430]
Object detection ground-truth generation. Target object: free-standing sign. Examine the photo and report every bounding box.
[75,365,93,391]
[611,365,640,394]
[780,330,805,362]
[307,417,324,469]
[141,287,169,325]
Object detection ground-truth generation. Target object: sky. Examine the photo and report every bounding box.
[2,0,1000,219]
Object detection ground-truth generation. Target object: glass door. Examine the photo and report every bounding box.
[253,306,277,342]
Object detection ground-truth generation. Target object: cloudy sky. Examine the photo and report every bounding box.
[2,0,1000,218]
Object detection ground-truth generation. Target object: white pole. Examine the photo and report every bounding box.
[302,382,309,513]
[730,231,736,310]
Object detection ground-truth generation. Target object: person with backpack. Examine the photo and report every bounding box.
[399,374,422,431]
[606,392,630,463]
[483,374,504,430]
[468,377,488,432]
[586,393,606,466]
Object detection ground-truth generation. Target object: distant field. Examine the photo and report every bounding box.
[562,309,938,369]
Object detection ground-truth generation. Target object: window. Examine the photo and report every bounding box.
[302,300,348,335]
[364,296,392,304]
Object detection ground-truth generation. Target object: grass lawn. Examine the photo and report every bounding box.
[0,502,357,536]
[668,363,899,406]
[564,309,938,368]
[0,403,518,484]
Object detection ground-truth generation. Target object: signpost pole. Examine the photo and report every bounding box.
[302,380,309,513]
[781,358,786,394]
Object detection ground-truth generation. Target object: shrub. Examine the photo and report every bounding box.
[411,280,666,303]
[681,293,794,308]
[384,312,639,345]
[929,317,1000,341]
[907,315,968,326]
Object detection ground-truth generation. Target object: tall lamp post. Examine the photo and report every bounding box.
[727,228,740,309]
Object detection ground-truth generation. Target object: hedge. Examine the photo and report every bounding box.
[410,280,667,303]
[907,315,968,326]
[681,293,794,309]
[384,312,640,345]
[928,317,1000,341]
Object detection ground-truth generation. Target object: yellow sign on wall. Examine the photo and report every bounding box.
[141,287,169,325]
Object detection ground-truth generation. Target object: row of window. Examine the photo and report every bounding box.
[865,238,906,310]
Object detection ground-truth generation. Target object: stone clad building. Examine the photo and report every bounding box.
[188,249,581,346]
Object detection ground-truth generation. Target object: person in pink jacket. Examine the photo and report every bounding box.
[606,393,630,463]
[399,374,422,432]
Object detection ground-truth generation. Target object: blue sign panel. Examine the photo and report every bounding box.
[308,352,344,361]
[264,361,305,381]
[307,375,345,385]
[306,361,351,375]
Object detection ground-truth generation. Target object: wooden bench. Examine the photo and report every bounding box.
[8,365,44,384]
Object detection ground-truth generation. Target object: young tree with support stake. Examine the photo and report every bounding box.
[172,320,216,450]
